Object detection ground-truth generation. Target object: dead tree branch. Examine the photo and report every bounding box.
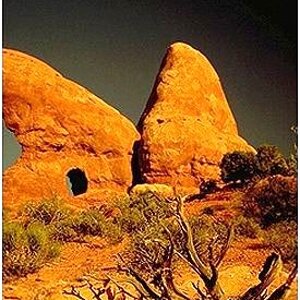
[266,265,298,300]
[240,253,282,300]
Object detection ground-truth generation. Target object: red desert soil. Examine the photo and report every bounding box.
[3,195,297,300]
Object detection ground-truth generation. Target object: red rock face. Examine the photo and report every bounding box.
[3,49,140,210]
[137,42,254,187]
[3,43,255,209]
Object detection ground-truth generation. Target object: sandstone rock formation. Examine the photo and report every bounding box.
[3,49,140,210]
[137,42,254,188]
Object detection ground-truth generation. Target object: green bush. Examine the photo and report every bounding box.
[200,179,218,194]
[3,197,129,281]
[3,221,60,281]
[119,193,229,265]
[256,145,289,177]
[244,175,297,226]
[220,144,290,185]
[128,210,229,278]
[3,222,27,253]
[128,220,170,277]
[51,218,79,242]
[259,221,297,263]
[60,206,124,243]
[23,196,71,225]
[220,151,257,184]
[189,215,229,264]
[23,197,80,242]
[70,208,107,236]
[116,192,171,234]
[117,193,176,276]
[3,208,13,223]
[26,222,60,258]
[234,215,261,239]
[104,220,123,244]
[287,126,297,175]
[23,199,120,242]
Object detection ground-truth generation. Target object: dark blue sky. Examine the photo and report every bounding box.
[3,0,297,169]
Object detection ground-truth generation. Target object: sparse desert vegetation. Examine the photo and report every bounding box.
[3,153,297,299]
[61,192,297,300]
[3,220,60,281]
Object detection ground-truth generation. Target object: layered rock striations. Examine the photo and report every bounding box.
[3,49,140,210]
[137,42,254,188]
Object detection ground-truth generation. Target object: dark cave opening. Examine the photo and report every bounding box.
[66,168,88,196]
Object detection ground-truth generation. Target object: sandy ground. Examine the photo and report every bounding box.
[3,236,297,300]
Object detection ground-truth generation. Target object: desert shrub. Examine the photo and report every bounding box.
[63,196,298,300]
[189,215,229,263]
[127,209,229,279]
[128,220,171,277]
[220,151,257,184]
[234,215,261,239]
[23,196,71,225]
[114,195,138,233]
[23,198,120,242]
[120,192,229,260]
[103,220,123,244]
[220,145,290,186]
[3,222,27,253]
[3,198,128,281]
[51,218,79,242]
[200,179,218,194]
[202,207,214,215]
[3,208,13,223]
[61,206,123,243]
[26,222,60,259]
[70,208,107,236]
[3,221,60,281]
[116,192,171,234]
[256,145,289,177]
[259,221,297,263]
[118,193,176,275]
[243,175,297,226]
[23,197,80,242]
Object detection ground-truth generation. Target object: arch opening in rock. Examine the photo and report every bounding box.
[66,168,88,196]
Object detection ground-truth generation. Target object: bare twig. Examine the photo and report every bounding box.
[173,196,225,300]
[118,255,161,299]
[266,265,298,300]
[162,226,190,300]
[63,286,86,300]
[192,281,207,300]
[107,275,142,299]
[86,280,105,300]
[216,225,233,268]
[240,253,282,300]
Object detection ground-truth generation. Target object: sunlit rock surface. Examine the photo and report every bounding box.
[137,42,254,188]
[3,49,140,210]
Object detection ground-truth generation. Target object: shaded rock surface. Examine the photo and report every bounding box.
[137,42,254,187]
[3,49,140,210]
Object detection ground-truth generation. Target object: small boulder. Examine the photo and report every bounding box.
[129,183,175,198]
